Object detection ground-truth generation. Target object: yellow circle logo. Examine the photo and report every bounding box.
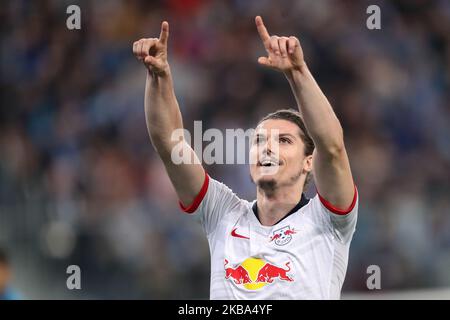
[241,257,267,290]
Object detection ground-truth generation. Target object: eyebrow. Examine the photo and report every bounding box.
[278,133,296,139]
[254,133,297,139]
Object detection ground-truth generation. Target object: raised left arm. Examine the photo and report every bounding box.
[287,66,355,209]
[255,16,355,209]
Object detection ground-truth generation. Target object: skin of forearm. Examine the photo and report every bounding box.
[285,65,344,155]
[144,68,184,159]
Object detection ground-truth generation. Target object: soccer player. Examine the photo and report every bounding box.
[132,16,358,299]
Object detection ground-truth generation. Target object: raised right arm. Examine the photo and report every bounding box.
[132,21,205,208]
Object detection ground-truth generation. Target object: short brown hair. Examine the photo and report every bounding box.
[258,109,315,189]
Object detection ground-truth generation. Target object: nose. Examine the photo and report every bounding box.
[265,135,282,158]
[262,138,273,155]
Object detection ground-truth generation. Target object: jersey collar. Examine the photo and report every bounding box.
[252,193,310,226]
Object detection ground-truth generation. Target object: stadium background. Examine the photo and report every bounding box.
[0,0,449,299]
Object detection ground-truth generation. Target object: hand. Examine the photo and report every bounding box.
[133,21,170,76]
[255,16,305,74]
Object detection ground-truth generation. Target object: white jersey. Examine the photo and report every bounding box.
[179,173,358,300]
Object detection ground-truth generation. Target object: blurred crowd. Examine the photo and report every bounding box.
[0,0,449,298]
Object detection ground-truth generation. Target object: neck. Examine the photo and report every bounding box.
[256,182,304,226]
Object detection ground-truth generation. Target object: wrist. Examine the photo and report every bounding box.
[284,63,307,78]
[147,65,172,83]
[284,63,308,84]
[147,64,171,79]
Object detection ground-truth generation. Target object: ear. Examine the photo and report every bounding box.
[303,154,313,173]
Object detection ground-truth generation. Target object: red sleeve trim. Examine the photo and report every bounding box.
[178,171,210,214]
[317,184,358,215]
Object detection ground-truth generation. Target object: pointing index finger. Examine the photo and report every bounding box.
[255,16,270,48]
[159,21,169,45]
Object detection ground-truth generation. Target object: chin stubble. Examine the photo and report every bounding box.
[251,167,304,195]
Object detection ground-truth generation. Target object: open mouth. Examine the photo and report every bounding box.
[257,159,282,167]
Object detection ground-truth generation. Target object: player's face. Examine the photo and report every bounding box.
[249,119,311,189]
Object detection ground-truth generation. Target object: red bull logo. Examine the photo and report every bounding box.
[256,262,293,283]
[224,259,252,284]
[270,225,296,246]
[224,258,294,290]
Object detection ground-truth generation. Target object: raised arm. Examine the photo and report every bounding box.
[255,16,355,209]
[132,22,205,208]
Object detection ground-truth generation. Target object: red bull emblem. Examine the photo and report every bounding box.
[270,225,296,246]
[224,259,252,284]
[224,258,294,290]
[256,262,293,283]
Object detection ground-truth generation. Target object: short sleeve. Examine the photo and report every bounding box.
[313,185,359,244]
[179,172,242,236]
